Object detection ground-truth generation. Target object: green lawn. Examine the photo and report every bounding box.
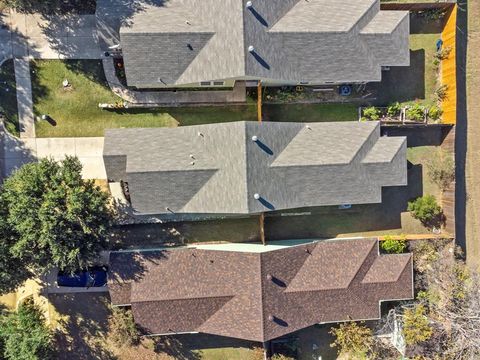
[31,60,358,137]
[263,103,358,122]
[0,60,19,136]
[409,33,441,107]
[407,146,443,199]
[32,60,175,137]
[198,348,260,360]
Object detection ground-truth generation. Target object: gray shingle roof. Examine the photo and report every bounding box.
[108,238,414,342]
[119,0,410,88]
[103,121,407,216]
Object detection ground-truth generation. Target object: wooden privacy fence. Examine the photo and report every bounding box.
[441,4,457,124]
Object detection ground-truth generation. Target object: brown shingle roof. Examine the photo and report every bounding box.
[108,238,413,342]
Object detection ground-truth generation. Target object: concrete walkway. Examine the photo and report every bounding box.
[13,58,35,138]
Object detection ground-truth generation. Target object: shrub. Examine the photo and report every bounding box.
[408,195,442,226]
[330,321,374,358]
[271,355,295,360]
[386,102,401,118]
[363,106,381,121]
[249,347,266,360]
[435,84,449,101]
[427,149,455,191]
[402,304,433,346]
[428,105,443,121]
[108,307,139,347]
[434,46,452,61]
[381,235,407,254]
[405,104,425,122]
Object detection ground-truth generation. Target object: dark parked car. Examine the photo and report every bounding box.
[57,266,108,287]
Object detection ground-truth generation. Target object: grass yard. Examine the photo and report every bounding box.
[32,60,176,137]
[407,146,443,199]
[31,60,358,137]
[0,60,19,136]
[263,103,358,122]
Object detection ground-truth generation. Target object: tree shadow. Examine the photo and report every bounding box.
[108,249,169,285]
[154,333,258,359]
[96,0,169,50]
[49,292,118,360]
[0,60,19,135]
[5,0,96,15]
[154,336,202,360]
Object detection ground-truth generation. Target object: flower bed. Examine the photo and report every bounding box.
[359,103,443,124]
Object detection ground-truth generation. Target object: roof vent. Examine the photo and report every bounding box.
[254,193,260,200]
[185,20,191,25]
[189,154,195,159]
[248,45,255,53]
[266,274,272,280]
[190,161,195,166]
[246,1,253,8]
[305,125,312,130]
[268,315,274,322]
[251,135,258,142]
[197,132,204,137]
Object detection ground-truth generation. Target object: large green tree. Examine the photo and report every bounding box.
[0,156,112,294]
[0,298,54,360]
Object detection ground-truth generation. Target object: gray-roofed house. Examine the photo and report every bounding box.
[103,121,407,219]
[118,0,410,88]
[108,238,414,342]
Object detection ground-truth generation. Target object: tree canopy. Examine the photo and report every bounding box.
[0,156,112,294]
[0,298,54,359]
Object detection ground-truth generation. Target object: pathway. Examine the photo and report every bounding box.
[13,58,34,138]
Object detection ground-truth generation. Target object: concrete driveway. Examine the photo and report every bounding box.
[1,125,106,179]
[2,9,100,59]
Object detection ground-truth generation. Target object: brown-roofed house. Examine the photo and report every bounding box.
[108,238,413,342]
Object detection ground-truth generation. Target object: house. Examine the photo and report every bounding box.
[118,0,410,88]
[108,238,413,342]
[103,121,407,219]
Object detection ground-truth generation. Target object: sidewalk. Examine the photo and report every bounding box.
[14,58,35,138]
